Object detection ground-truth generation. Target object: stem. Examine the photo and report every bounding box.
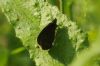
[59,0,63,13]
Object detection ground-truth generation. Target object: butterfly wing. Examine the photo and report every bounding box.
[37,19,57,50]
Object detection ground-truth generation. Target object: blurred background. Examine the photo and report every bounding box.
[0,0,100,66]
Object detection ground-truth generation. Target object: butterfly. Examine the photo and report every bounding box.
[37,19,57,50]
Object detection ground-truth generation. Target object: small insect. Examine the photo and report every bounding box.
[37,19,57,50]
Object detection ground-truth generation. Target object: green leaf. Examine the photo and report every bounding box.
[0,0,88,66]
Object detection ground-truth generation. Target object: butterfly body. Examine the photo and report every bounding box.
[37,19,57,50]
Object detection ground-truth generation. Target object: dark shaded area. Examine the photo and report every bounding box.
[7,49,36,66]
[47,0,61,11]
[78,34,89,51]
[7,27,36,66]
[49,27,75,65]
[7,27,22,50]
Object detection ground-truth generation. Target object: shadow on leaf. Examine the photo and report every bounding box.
[49,27,75,65]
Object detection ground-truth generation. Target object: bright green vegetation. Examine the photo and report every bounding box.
[0,0,100,66]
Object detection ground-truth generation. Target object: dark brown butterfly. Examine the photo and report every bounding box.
[37,19,57,50]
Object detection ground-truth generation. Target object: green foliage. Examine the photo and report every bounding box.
[0,5,34,66]
[0,0,88,66]
[0,0,100,66]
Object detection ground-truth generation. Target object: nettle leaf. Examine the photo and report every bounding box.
[1,0,89,66]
